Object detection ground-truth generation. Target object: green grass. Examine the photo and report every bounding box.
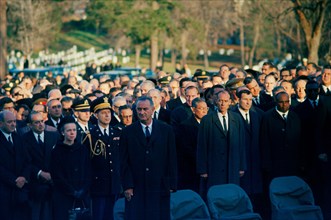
[52,30,109,51]
[50,30,239,71]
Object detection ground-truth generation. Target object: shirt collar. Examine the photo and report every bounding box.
[275,107,289,118]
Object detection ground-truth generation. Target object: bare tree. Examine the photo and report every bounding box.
[7,0,60,54]
[0,0,7,79]
[292,0,327,64]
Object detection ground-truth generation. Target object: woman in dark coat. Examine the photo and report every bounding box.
[50,117,91,220]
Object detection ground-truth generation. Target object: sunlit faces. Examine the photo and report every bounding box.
[217,92,231,114]
[30,113,45,134]
[239,93,253,111]
[185,87,199,107]
[119,108,133,126]
[264,75,276,93]
[280,81,294,97]
[322,68,331,86]
[147,89,162,109]
[220,66,230,80]
[95,109,112,127]
[136,99,154,125]
[0,111,16,133]
[62,123,77,142]
[295,80,307,100]
[48,99,62,119]
[245,79,261,97]
[74,110,91,124]
[193,101,208,120]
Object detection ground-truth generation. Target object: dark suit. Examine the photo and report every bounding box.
[196,111,246,189]
[156,107,171,124]
[260,108,301,179]
[110,112,120,126]
[120,120,177,220]
[252,91,273,111]
[315,96,331,218]
[23,130,59,220]
[170,103,192,133]
[176,115,200,192]
[44,115,63,128]
[232,107,263,195]
[319,85,331,97]
[89,125,121,220]
[0,131,31,220]
[166,97,184,111]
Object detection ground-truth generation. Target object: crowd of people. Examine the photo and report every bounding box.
[0,60,331,220]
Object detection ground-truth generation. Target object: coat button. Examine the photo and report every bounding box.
[146,168,149,171]
[146,150,149,154]
[110,169,113,172]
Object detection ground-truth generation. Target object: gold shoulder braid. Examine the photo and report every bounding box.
[82,132,107,158]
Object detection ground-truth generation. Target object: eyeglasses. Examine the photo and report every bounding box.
[195,107,209,111]
[122,115,133,119]
[32,120,44,125]
[51,105,62,109]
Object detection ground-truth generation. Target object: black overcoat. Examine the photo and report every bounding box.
[196,111,246,189]
[0,131,31,220]
[120,120,177,220]
[260,109,301,178]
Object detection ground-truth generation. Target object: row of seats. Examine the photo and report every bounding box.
[114,176,324,220]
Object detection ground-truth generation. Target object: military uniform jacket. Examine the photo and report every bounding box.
[89,125,121,196]
[75,121,94,145]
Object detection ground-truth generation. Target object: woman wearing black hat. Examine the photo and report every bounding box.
[50,116,91,220]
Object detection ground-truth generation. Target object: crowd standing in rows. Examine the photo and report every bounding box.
[0,61,331,220]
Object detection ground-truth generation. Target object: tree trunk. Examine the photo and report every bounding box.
[135,44,141,67]
[0,0,7,80]
[239,19,245,67]
[249,18,260,68]
[181,31,188,65]
[292,0,326,64]
[308,37,320,64]
[171,49,176,69]
[150,31,158,71]
[203,47,209,69]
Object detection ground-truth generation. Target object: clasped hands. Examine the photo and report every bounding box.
[16,176,28,188]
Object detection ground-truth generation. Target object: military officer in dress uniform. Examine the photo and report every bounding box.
[72,98,94,144]
[89,96,121,220]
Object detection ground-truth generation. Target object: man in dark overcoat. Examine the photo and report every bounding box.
[89,96,122,220]
[23,111,59,220]
[0,110,31,220]
[260,91,301,180]
[176,97,208,193]
[197,90,246,190]
[231,88,263,196]
[120,96,177,220]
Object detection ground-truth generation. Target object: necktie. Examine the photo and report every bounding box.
[85,126,88,132]
[255,97,259,105]
[8,135,13,145]
[38,134,43,145]
[245,113,249,124]
[104,128,108,137]
[154,111,157,119]
[222,116,227,134]
[327,88,331,95]
[313,100,317,109]
[282,114,286,121]
[145,126,151,138]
